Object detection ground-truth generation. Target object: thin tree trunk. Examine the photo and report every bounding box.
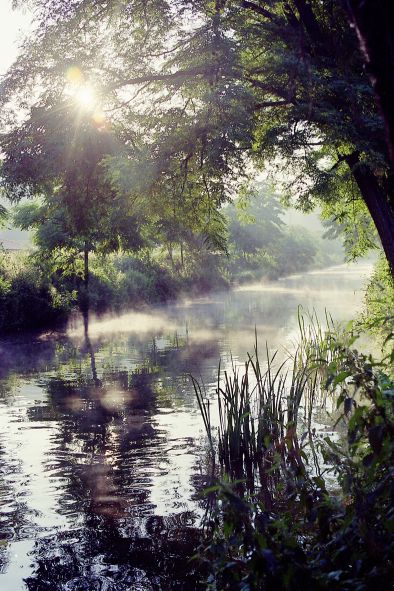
[84,242,89,289]
[82,241,90,315]
[168,243,175,271]
[180,241,184,270]
[347,153,394,273]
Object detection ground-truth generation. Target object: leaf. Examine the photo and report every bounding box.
[332,371,351,387]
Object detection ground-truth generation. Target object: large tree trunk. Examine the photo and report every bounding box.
[344,0,394,166]
[347,153,394,273]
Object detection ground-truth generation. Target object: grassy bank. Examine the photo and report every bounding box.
[0,181,347,333]
[0,220,342,334]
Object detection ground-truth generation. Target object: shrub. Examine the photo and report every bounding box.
[194,318,394,590]
[363,256,394,344]
[0,253,71,331]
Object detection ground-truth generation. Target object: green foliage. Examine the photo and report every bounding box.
[195,317,394,590]
[2,102,146,305]
[2,181,346,334]
[0,249,184,331]
[0,251,73,331]
[0,203,8,225]
[87,254,179,311]
[362,256,394,346]
[226,185,343,281]
[321,198,378,261]
[3,0,393,270]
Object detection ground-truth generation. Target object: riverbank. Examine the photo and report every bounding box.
[0,243,348,334]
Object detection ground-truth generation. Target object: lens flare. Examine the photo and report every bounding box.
[65,67,97,111]
[92,110,106,127]
[66,66,84,84]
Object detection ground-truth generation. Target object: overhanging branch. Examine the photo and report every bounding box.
[241,1,278,21]
[255,100,291,109]
[108,66,218,90]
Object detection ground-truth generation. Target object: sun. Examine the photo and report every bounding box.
[65,67,105,125]
[65,67,97,110]
[74,85,96,110]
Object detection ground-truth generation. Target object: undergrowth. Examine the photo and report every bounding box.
[192,313,394,590]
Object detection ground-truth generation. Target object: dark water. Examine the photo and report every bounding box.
[0,264,372,590]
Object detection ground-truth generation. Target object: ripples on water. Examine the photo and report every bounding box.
[0,264,372,590]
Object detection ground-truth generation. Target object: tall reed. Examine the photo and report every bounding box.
[192,310,339,500]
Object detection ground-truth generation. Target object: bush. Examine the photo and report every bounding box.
[363,256,394,343]
[195,320,394,590]
[0,252,71,331]
[86,254,180,312]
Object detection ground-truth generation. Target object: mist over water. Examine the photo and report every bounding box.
[0,263,372,590]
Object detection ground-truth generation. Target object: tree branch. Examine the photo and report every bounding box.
[330,152,354,171]
[241,1,278,21]
[343,0,394,166]
[254,100,291,109]
[293,0,323,43]
[108,66,218,90]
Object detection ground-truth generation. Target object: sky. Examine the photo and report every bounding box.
[0,2,33,246]
[0,0,32,76]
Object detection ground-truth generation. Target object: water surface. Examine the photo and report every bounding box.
[0,264,372,590]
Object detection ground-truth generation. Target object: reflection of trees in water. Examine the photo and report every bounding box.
[21,323,206,590]
[24,511,204,590]
[0,337,61,576]
[35,358,159,510]
[0,313,223,590]
[0,448,27,575]
[0,338,59,378]
[23,383,204,590]
[150,336,221,406]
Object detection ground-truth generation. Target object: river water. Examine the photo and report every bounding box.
[0,263,372,590]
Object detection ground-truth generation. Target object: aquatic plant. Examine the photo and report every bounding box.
[191,312,338,500]
[194,315,394,590]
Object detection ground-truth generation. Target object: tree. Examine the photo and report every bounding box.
[227,184,285,260]
[225,0,394,271]
[2,1,394,272]
[2,100,145,307]
[343,0,394,166]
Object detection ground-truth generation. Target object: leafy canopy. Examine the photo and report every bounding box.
[1,1,394,269]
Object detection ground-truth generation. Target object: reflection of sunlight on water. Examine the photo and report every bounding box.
[98,388,138,412]
[235,263,373,294]
[235,284,313,293]
[0,387,69,588]
[149,411,203,516]
[295,262,373,276]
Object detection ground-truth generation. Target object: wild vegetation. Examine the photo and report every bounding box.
[1,1,393,275]
[0,1,391,319]
[0,184,343,332]
[193,314,394,590]
[0,1,393,589]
